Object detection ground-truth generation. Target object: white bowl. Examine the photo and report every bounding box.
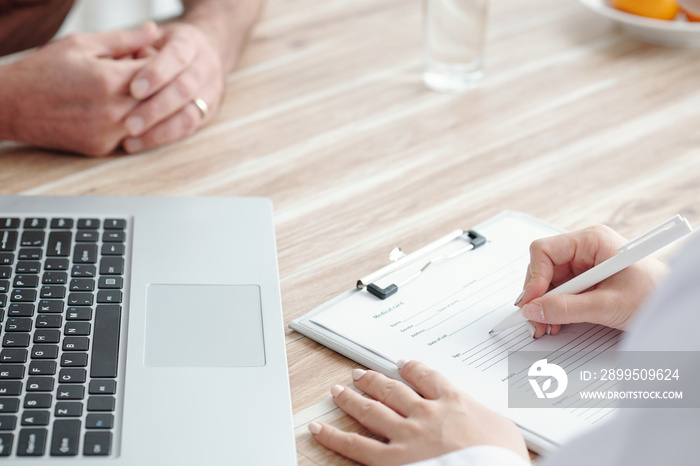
[577,0,700,47]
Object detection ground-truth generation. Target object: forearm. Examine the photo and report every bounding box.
[178,0,263,73]
[0,63,20,141]
[0,0,75,56]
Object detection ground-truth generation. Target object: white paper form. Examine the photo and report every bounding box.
[310,214,621,446]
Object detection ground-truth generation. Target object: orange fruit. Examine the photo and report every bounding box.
[677,0,700,20]
[611,0,680,20]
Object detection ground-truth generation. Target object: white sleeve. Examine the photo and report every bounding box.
[404,446,531,466]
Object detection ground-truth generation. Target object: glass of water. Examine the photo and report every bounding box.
[422,0,489,93]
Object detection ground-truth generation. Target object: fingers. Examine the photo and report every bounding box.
[308,422,389,466]
[129,27,197,100]
[330,383,405,439]
[521,290,613,325]
[122,101,203,153]
[528,321,561,339]
[397,360,456,400]
[351,369,422,417]
[518,226,625,307]
[90,21,159,58]
[125,65,205,137]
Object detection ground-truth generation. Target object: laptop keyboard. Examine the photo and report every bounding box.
[0,216,127,457]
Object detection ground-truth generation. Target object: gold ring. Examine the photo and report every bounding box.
[193,97,209,119]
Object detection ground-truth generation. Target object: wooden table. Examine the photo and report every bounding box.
[2,0,699,463]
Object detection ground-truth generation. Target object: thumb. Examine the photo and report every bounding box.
[91,21,159,58]
[520,292,608,326]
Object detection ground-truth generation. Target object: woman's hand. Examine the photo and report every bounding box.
[309,360,529,466]
[516,225,668,338]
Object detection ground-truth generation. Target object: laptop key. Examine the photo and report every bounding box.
[43,271,68,284]
[10,289,36,302]
[66,307,92,321]
[0,432,12,456]
[16,261,40,273]
[87,396,115,412]
[73,244,97,264]
[70,279,94,292]
[75,231,99,243]
[58,369,86,384]
[98,276,123,289]
[40,286,66,299]
[103,219,126,230]
[77,219,100,230]
[84,431,111,456]
[64,322,91,336]
[0,231,17,252]
[31,345,59,359]
[34,330,61,343]
[99,257,124,275]
[101,243,125,255]
[2,333,30,347]
[0,253,13,265]
[102,231,125,242]
[0,267,10,279]
[56,386,85,400]
[36,315,62,328]
[0,381,22,396]
[38,300,63,313]
[8,303,33,318]
[23,218,47,229]
[0,415,17,431]
[18,248,42,260]
[71,265,96,277]
[0,399,19,413]
[26,377,55,392]
[91,305,121,378]
[89,380,116,395]
[54,402,83,417]
[28,361,56,375]
[0,365,25,378]
[50,419,80,456]
[13,275,39,288]
[97,290,121,304]
[16,428,47,456]
[61,353,88,367]
[86,413,113,429]
[5,318,32,332]
[0,218,19,229]
[0,349,27,363]
[20,231,45,247]
[46,231,72,257]
[22,411,50,426]
[24,393,52,409]
[44,258,69,271]
[67,293,93,306]
[50,218,74,229]
[62,337,89,352]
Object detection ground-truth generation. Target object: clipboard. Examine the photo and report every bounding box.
[290,211,617,455]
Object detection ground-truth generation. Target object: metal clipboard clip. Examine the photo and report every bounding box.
[356,230,487,300]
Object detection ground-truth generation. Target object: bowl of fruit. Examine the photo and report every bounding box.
[577,0,700,46]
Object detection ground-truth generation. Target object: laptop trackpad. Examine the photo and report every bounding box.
[145,284,266,367]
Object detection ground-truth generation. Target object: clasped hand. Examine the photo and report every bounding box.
[6,21,223,156]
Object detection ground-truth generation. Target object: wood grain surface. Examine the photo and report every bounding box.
[2,0,699,464]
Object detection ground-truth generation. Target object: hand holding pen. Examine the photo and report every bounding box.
[491,217,691,339]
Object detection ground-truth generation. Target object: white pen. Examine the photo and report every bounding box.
[489,215,693,335]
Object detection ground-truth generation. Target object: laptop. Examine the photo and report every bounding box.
[0,195,297,464]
